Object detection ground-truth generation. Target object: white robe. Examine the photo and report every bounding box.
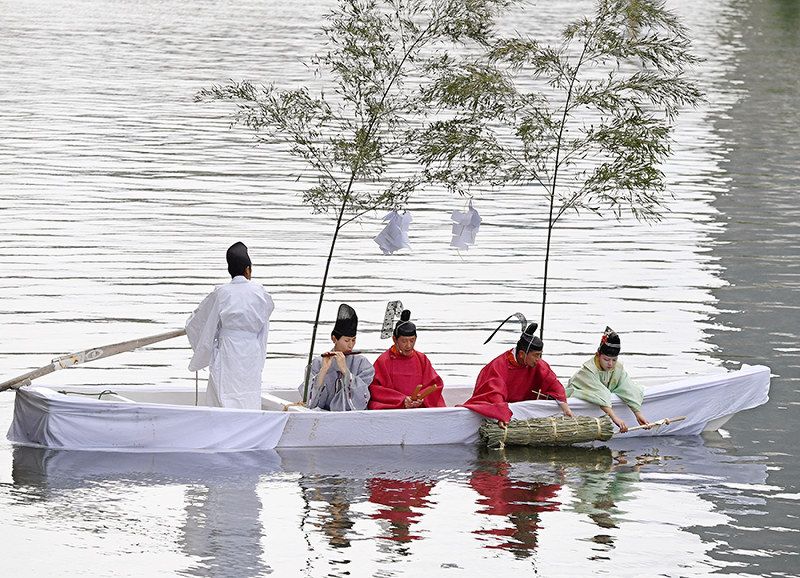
[186,276,274,409]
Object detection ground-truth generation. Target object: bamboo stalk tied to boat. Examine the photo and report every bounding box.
[479,414,689,449]
[480,415,615,449]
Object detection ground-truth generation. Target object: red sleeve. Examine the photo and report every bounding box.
[416,352,446,408]
[368,352,406,410]
[536,361,566,402]
[460,357,512,423]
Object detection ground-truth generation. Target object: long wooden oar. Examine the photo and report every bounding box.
[0,328,187,392]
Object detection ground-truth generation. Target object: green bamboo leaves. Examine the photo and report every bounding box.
[197,0,513,396]
[417,0,703,337]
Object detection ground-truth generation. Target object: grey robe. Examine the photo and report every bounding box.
[300,354,373,411]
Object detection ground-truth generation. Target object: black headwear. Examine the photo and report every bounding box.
[516,322,543,354]
[226,242,252,278]
[332,303,358,338]
[598,326,621,357]
[483,312,527,345]
[393,309,417,338]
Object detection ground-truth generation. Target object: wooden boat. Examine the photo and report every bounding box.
[6,364,770,452]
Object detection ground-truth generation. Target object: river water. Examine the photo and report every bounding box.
[0,0,797,576]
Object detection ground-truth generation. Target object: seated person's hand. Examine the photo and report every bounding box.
[331,351,348,373]
[558,401,573,418]
[634,411,651,429]
[403,396,424,409]
[612,415,629,433]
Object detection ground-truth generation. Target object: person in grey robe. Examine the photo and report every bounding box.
[300,304,373,411]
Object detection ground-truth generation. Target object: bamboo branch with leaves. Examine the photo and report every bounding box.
[418,0,703,338]
[197,0,512,399]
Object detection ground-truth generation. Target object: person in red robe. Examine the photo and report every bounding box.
[462,322,573,424]
[368,309,446,410]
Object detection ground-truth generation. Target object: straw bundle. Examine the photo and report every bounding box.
[480,415,614,449]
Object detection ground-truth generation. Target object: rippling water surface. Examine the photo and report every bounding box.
[0,0,797,576]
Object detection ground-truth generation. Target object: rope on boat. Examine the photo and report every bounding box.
[282,401,306,411]
[57,389,118,399]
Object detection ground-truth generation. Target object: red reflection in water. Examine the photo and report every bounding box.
[368,478,435,542]
[471,462,562,556]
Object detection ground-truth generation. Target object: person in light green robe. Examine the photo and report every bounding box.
[566,327,649,432]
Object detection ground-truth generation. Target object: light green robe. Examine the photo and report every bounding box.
[566,357,644,412]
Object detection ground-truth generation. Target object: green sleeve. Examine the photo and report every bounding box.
[567,361,614,408]
[608,364,644,412]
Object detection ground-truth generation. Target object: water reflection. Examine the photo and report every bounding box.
[301,475,362,550]
[471,445,641,559]
[368,478,435,545]
[12,448,281,577]
[9,437,770,574]
[571,452,641,558]
[470,455,564,557]
[180,480,268,577]
[474,438,769,570]
[11,447,282,487]
[704,0,800,571]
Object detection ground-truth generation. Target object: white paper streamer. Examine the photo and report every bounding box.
[374,210,412,255]
[450,200,481,250]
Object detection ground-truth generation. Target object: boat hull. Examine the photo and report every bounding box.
[6,365,770,452]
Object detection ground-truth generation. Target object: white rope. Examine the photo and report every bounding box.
[499,425,509,450]
[283,401,305,412]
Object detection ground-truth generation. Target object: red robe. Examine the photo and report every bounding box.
[461,349,566,422]
[368,346,446,409]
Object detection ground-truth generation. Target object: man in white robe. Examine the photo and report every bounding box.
[186,242,274,409]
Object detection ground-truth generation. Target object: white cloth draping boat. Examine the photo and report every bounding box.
[6,364,770,452]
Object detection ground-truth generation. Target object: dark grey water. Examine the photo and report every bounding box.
[703,0,800,573]
[0,0,797,576]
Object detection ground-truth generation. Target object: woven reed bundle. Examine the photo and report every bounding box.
[480,415,614,449]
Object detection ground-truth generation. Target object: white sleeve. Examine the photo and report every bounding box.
[186,289,220,371]
[258,289,275,361]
